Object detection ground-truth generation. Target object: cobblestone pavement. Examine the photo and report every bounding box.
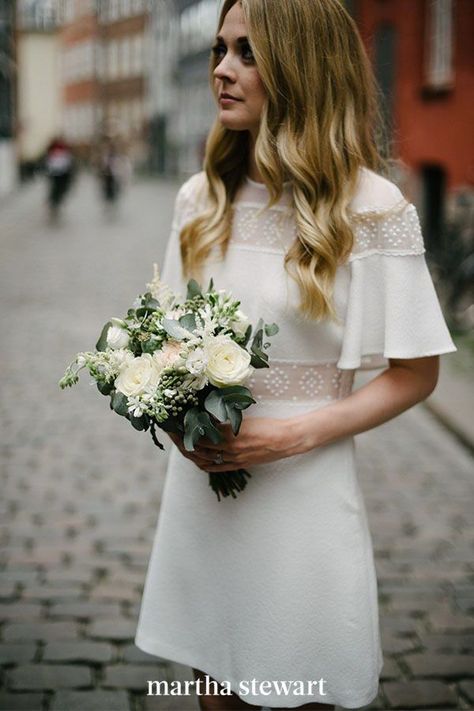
[1,175,473,711]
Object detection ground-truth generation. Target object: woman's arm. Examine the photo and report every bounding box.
[289,355,440,453]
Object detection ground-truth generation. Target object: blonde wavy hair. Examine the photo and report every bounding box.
[180,0,387,321]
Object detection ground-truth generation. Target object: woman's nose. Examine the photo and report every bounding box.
[213,54,237,83]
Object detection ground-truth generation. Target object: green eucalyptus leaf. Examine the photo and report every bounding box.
[111,391,129,416]
[228,406,243,435]
[179,313,197,332]
[206,277,214,292]
[264,322,279,337]
[96,321,112,351]
[183,408,223,451]
[204,390,227,422]
[143,296,160,309]
[186,278,202,299]
[162,318,192,340]
[130,414,149,431]
[97,380,114,396]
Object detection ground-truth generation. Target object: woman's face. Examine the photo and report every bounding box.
[212,2,266,139]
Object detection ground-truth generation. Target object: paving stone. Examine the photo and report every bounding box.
[7,664,92,690]
[421,633,474,653]
[3,622,79,642]
[121,644,164,664]
[103,664,166,690]
[381,633,421,655]
[42,641,115,663]
[383,680,457,708]
[428,609,474,633]
[49,601,121,619]
[0,584,17,600]
[0,693,45,710]
[51,689,131,711]
[86,618,136,641]
[0,603,43,620]
[405,653,474,679]
[20,586,84,601]
[379,657,402,680]
[0,643,37,665]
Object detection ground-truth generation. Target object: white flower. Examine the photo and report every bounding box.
[153,340,184,369]
[115,353,163,397]
[164,306,185,320]
[185,347,208,375]
[230,309,250,338]
[204,335,252,387]
[127,396,144,418]
[108,348,133,370]
[107,325,130,350]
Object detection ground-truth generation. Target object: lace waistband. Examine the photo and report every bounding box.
[246,360,355,404]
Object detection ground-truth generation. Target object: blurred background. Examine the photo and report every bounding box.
[0,1,473,711]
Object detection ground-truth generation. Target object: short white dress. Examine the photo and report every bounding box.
[135,168,456,709]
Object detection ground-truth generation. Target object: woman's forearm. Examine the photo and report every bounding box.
[288,358,439,453]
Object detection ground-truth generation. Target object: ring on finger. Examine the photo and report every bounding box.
[213,450,224,465]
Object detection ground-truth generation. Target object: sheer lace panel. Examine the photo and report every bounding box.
[229,197,425,259]
[246,360,355,404]
[349,200,425,259]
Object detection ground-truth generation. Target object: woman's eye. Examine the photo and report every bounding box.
[241,43,254,61]
[211,43,226,60]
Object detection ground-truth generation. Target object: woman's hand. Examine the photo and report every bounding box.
[167,417,302,472]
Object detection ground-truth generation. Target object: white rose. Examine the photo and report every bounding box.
[107,325,130,350]
[185,347,208,375]
[153,340,184,369]
[230,309,250,338]
[204,335,252,387]
[115,353,162,397]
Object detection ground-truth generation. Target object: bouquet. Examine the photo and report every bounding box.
[59,265,279,501]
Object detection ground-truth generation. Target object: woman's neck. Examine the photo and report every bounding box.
[247,130,264,183]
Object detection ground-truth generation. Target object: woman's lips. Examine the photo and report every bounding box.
[219,96,240,106]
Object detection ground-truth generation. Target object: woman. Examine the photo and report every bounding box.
[135,1,456,709]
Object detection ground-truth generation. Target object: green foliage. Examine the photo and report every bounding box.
[204,386,255,436]
[183,407,224,451]
[186,278,202,300]
[96,321,112,352]
[111,391,129,416]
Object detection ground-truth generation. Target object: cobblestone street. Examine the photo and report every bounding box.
[1,175,473,711]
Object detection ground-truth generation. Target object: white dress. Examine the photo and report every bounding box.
[135,168,456,709]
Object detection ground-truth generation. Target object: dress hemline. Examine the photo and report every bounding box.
[135,632,382,709]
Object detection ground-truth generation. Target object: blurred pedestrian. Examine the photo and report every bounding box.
[98,136,132,213]
[44,137,75,222]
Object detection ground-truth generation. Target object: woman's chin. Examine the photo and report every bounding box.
[217,112,250,132]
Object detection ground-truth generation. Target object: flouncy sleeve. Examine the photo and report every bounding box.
[336,180,457,371]
[159,172,207,297]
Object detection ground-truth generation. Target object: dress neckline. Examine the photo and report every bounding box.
[245,176,292,189]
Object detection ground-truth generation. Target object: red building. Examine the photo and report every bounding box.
[354,0,473,246]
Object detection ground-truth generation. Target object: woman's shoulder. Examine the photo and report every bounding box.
[176,171,209,209]
[347,167,424,259]
[349,166,407,214]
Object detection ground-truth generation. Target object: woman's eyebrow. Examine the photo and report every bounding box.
[215,35,249,43]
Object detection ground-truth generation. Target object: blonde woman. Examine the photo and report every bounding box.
[135,1,456,709]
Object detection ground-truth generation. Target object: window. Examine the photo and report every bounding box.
[424,0,454,90]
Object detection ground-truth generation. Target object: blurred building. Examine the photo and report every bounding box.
[97,0,150,167]
[16,0,62,178]
[0,0,16,196]
[59,0,150,166]
[355,0,474,248]
[60,0,99,159]
[148,0,218,176]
